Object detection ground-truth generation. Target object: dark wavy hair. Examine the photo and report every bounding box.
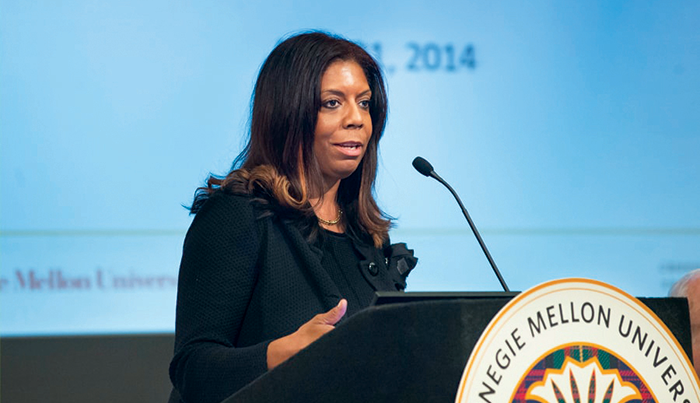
[192,31,390,246]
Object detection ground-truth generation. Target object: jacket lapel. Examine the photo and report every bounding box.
[278,220,341,311]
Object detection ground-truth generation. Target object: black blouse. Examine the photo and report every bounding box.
[319,229,377,317]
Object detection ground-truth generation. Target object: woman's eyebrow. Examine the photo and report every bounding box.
[320,88,372,97]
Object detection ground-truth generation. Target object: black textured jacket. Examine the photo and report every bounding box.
[169,191,416,403]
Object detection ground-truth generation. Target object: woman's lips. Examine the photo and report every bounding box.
[334,142,364,157]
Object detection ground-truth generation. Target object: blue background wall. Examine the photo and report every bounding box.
[2,1,699,336]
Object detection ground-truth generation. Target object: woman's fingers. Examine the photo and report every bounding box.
[266,299,348,370]
[315,299,347,326]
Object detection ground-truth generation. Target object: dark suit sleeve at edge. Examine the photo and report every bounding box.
[169,193,269,403]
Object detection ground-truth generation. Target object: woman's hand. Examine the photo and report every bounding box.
[266,299,347,370]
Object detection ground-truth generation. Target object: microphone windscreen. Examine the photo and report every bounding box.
[412,156,434,177]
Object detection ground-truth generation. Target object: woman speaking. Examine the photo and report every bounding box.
[169,31,417,403]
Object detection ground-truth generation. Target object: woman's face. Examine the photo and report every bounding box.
[313,60,373,185]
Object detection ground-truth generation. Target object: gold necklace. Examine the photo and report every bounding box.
[317,208,343,226]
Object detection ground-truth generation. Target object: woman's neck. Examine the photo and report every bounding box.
[309,180,343,233]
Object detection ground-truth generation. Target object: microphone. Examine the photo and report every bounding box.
[412,156,511,292]
[412,156,434,177]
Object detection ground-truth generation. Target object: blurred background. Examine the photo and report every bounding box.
[2,3,699,397]
[3,1,698,401]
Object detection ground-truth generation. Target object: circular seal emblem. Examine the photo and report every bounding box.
[455,278,700,403]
